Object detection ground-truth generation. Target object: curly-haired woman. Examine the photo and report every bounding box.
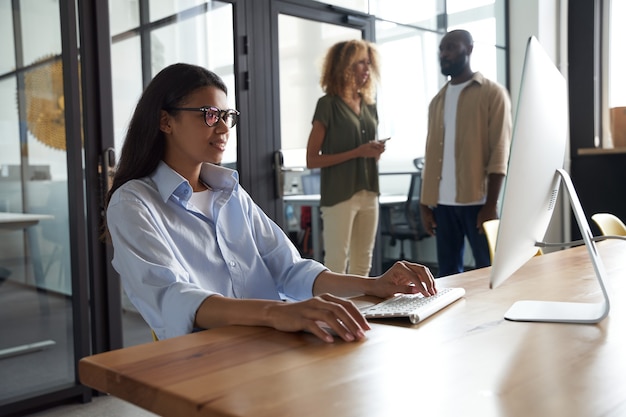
[306,39,386,276]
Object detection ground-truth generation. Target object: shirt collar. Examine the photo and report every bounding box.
[151,161,239,203]
[444,71,485,90]
[199,162,239,193]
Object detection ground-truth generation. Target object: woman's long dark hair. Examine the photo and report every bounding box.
[102,63,227,239]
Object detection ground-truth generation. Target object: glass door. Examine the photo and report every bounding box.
[277,15,363,192]
[273,2,371,265]
[0,0,90,413]
[278,16,363,157]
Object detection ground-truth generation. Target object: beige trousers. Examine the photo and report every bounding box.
[320,190,379,276]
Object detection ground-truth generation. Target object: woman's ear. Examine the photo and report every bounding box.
[159,110,172,133]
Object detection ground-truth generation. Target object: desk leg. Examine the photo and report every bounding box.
[26,228,45,288]
[26,227,50,314]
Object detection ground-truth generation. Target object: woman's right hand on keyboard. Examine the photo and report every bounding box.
[367,261,437,299]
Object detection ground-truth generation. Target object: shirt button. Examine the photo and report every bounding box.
[229,260,236,268]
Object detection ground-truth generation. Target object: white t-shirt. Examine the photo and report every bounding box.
[438,80,486,206]
[189,188,213,220]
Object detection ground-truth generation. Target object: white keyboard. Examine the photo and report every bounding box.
[360,287,465,324]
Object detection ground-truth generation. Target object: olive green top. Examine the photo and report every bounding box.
[312,95,380,207]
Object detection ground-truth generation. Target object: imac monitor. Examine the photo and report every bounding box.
[488,36,610,323]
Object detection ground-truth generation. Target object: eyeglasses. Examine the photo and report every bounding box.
[166,106,240,128]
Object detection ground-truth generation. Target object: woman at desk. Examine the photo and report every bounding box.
[306,39,386,277]
[104,63,436,344]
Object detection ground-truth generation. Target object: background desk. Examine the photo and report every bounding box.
[283,194,405,264]
[79,241,626,417]
[0,212,56,359]
[0,212,54,230]
[0,212,54,283]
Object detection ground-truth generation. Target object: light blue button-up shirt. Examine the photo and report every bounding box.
[107,161,327,340]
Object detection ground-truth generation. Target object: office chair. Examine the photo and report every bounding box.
[298,170,320,256]
[591,212,626,236]
[482,218,542,262]
[482,219,500,262]
[380,158,429,260]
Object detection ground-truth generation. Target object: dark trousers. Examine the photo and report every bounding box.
[433,204,491,277]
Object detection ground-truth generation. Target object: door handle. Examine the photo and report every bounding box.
[272,150,304,199]
[103,147,116,193]
[272,150,304,198]
[273,151,284,199]
[98,147,116,217]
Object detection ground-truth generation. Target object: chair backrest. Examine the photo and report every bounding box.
[379,158,428,242]
[404,165,428,240]
[482,219,500,262]
[482,218,542,262]
[413,157,425,171]
[591,212,626,236]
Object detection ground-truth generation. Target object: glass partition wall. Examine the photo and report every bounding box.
[0,0,90,413]
[278,0,507,197]
[278,0,507,268]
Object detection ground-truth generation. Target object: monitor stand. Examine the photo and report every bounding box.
[504,169,611,324]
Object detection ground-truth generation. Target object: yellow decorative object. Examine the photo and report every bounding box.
[610,107,626,148]
[23,58,67,151]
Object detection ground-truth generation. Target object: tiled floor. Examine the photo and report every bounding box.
[0,281,155,416]
[29,395,157,417]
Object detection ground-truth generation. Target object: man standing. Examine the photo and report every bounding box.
[420,29,512,277]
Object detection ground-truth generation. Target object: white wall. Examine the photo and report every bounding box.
[509,0,566,115]
[508,0,570,245]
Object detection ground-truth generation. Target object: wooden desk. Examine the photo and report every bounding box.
[79,241,626,417]
[0,212,54,230]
